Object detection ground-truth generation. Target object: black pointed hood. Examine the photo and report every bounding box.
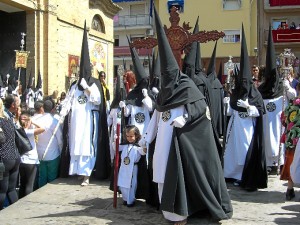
[110,72,126,109]
[127,36,148,84]
[150,51,161,91]
[206,42,217,83]
[258,25,283,99]
[78,21,94,91]
[27,69,34,89]
[206,42,223,89]
[36,71,42,90]
[126,36,149,106]
[154,6,203,112]
[230,24,264,113]
[182,19,197,78]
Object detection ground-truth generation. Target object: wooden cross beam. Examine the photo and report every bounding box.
[131,6,225,69]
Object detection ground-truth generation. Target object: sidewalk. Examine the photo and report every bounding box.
[0,174,299,225]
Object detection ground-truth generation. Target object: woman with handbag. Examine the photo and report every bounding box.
[0,99,20,210]
[18,111,45,198]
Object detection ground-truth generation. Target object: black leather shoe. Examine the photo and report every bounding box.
[286,188,295,200]
[123,201,127,206]
[127,202,135,207]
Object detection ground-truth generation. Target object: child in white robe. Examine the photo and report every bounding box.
[116,125,146,207]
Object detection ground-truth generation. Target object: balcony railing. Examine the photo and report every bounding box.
[114,46,152,57]
[272,29,300,43]
[269,0,300,6]
[114,14,151,27]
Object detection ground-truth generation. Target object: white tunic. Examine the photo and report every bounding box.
[142,106,185,183]
[224,104,259,180]
[117,144,145,188]
[263,96,287,167]
[68,84,101,176]
[26,89,35,109]
[124,97,152,135]
[290,140,300,184]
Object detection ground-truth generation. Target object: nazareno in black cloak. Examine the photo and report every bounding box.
[206,42,225,138]
[59,22,111,179]
[182,17,223,163]
[230,24,267,190]
[153,7,233,220]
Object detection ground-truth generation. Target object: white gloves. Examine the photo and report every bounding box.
[142,88,148,97]
[119,101,126,108]
[80,78,89,90]
[171,115,187,128]
[138,138,147,148]
[237,99,250,109]
[223,97,230,104]
[152,87,159,95]
[283,79,291,90]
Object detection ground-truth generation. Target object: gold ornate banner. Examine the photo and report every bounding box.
[15,50,30,69]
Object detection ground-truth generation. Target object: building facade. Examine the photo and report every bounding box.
[0,0,121,96]
[113,0,258,80]
[258,1,300,69]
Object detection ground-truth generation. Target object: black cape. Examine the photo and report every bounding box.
[160,99,233,220]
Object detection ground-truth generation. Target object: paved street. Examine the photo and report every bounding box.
[0,174,299,225]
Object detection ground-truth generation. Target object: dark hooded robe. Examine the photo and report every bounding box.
[152,7,233,220]
[224,24,267,190]
[182,19,223,163]
[206,42,225,138]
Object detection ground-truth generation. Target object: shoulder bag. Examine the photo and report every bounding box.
[15,127,33,155]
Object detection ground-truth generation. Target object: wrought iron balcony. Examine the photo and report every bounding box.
[114,14,152,27]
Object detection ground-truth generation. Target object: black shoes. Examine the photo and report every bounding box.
[123,201,135,207]
[127,202,135,207]
[286,188,295,200]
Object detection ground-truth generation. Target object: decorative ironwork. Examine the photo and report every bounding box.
[131,6,225,69]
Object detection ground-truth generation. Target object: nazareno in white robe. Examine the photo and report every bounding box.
[124,96,153,136]
[141,106,187,221]
[290,139,300,184]
[224,103,260,180]
[68,83,101,176]
[117,144,145,204]
[262,88,295,167]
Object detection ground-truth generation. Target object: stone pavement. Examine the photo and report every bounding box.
[0,174,299,225]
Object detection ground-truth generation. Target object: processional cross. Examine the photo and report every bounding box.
[131,6,225,70]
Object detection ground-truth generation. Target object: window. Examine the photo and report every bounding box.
[92,15,105,33]
[114,35,119,47]
[223,30,241,43]
[130,4,145,15]
[272,19,288,30]
[223,0,241,10]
